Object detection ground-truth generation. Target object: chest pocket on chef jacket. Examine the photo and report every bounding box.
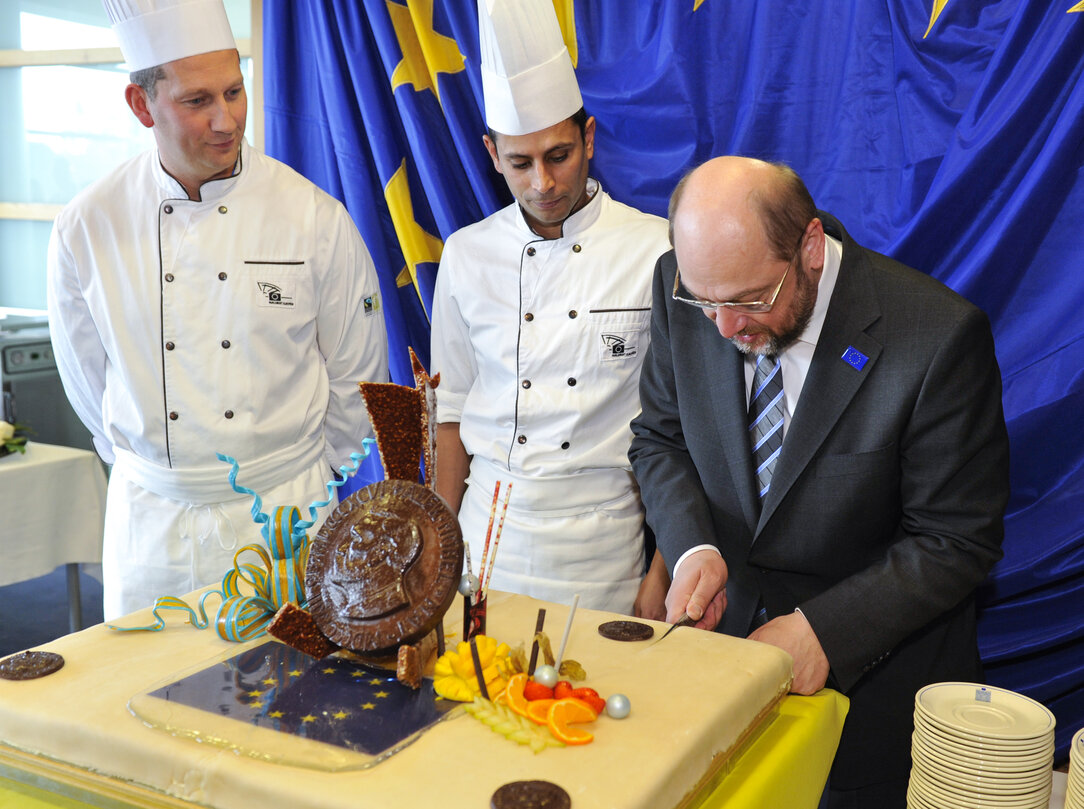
[240,261,314,321]
[588,308,650,364]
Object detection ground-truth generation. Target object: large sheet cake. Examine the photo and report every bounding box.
[0,590,792,809]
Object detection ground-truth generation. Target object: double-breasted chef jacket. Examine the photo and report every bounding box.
[431,179,669,612]
[48,141,389,619]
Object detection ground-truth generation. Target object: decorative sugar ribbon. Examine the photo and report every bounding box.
[110,440,374,640]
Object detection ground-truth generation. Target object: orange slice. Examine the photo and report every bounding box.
[525,698,556,725]
[503,672,530,718]
[547,698,596,745]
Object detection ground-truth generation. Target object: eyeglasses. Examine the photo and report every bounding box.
[672,244,799,314]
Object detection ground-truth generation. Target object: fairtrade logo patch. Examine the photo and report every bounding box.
[363,291,381,315]
[257,281,294,307]
[599,332,639,361]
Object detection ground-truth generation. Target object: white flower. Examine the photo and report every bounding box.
[0,421,14,442]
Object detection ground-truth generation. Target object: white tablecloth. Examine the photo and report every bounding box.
[0,442,106,586]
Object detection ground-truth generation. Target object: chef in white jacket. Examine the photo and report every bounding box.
[430,0,670,614]
[47,0,388,620]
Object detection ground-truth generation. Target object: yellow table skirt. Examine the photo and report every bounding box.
[0,690,848,809]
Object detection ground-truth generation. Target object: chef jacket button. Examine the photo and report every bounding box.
[224,410,234,419]
[572,244,582,253]
[168,411,179,421]
[567,377,576,386]
[164,273,174,282]
[568,310,578,319]
[521,380,531,389]
[218,272,227,281]
[524,312,534,322]
[517,435,527,445]
[561,441,570,450]
[165,341,175,351]
[526,246,536,257]
[218,206,228,214]
[164,205,173,214]
[221,339,231,349]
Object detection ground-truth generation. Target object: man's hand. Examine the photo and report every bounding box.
[748,610,830,695]
[633,550,670,621]
[665,549,727,630]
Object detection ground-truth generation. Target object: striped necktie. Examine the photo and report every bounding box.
[749,354,784,501]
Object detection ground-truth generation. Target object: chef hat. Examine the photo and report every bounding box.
[478,0,583,136]
[102,0,236,73]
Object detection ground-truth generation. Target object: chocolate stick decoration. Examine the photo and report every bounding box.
[555,594,580,673]
[469,636,490,701]
[476,481,501,588]
[527,608,547,676]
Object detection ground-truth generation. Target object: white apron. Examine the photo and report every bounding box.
[459,458,645,613]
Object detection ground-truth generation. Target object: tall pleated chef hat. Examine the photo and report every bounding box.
[102,0,236,73]
[478,0,583,136]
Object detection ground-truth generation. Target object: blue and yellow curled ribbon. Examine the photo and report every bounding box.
[110,441,374,640]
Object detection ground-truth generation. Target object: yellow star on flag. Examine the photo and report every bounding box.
[385,159,444,315]
[924,0,952,38]
[388,0,465,104]
[1070,2,1084,11]
[552,0,578,67]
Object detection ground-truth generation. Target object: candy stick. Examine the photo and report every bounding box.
[527,607,547,676]
[475,481,501,588]
[481,482,512,596]
[555,594,580,673]
[469,636,490,701]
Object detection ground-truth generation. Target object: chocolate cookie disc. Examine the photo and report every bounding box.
[597,620,654,642]
[0,650,65,680]
[306,479,463,655]
[491,780,571,809]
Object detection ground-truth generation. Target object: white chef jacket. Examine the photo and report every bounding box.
[430,180,669,612]
[47,141,388,619]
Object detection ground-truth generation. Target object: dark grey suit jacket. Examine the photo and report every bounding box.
[629,212,1010,788]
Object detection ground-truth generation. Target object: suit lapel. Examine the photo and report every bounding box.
[757,216,883,533]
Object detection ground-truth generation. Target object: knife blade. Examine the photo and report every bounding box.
[660,611,697,639]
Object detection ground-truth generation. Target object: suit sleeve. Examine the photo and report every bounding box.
[629,254,723,574]
[801,306,1009,691]
[314,200,389,469]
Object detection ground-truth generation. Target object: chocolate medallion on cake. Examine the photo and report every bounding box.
[306,479,463,655]
[491,780,571,809]
[597,620,654,642]
[0,650,65,680]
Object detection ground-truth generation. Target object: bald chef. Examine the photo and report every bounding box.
[430,0,670,614]
[47,0,388,620]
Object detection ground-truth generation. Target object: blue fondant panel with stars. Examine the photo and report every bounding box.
[146,640,455,760]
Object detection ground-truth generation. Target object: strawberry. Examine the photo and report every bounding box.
[571,686,600,700]
[553,680,574,700]
[523,681,555,701]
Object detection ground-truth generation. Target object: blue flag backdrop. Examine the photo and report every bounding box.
[264,0,1084,761]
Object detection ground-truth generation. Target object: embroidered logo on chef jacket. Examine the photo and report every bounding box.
[257,281,294,308]
[599,332,639,361]
[363,291,381,315]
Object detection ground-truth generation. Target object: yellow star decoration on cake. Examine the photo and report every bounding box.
[386,159,443,314]
[387,0,465,104]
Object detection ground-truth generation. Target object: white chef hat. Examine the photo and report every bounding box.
[478,0,583,137]
[102,0,236,73]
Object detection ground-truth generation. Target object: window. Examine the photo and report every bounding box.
[0,1,259,310]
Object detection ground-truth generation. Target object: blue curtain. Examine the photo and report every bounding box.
[264,0,1084,761]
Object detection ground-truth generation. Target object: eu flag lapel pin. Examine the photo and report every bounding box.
[841,346,869,370]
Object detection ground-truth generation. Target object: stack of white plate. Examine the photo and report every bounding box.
[908,682,1055,809]
[1066,726,1084,809]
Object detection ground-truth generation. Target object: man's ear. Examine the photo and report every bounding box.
[125,84,155,129]
[482,133,504,175]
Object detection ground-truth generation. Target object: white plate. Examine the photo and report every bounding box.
[914,712,1054,755]
[911,769,1050,809]
[915,683,1055,741]
[912,757,1051,797]
[912,733,1054,778]
[914,716,1055,764]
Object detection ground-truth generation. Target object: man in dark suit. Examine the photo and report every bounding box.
[629,156,1009,807]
